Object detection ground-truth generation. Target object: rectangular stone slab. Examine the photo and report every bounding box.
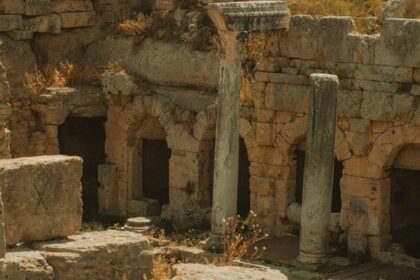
[0,155,83,245]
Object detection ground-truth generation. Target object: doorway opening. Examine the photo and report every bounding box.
[237,137,251,217]
[58,117,106,221]
[142,139,171,206]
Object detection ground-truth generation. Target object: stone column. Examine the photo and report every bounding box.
[298,74,338,263]
[206,1,290,244]
[0,192,5,258]
[211,31,246,235]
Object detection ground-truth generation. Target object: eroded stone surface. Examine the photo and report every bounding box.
[170,264,288,280]
[0,155,82,245]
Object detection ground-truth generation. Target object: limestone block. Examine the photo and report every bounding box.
[264,83,309,113]
[0,155,83,245]
[60,11,96,28]
[380,0,420,22]
[0,250,54,279]
[375,19,420,67]
[360,91,414,121]
[280,15,319,60]
[127,198,160,217]
[0,15,22,31]
[411,84,420,95]
[343,157,386,179]
[254,72,309,85]
[316,16,356,63]
[34,230,153,280]
[25,0,52,15]
[337,90,362,118]
[52,0,93,13]
[352,80,402,93]
[344,33,376,64]
[354,65,413,83]
[0,0,25,14]
[171,264,288,280]
[102,71,138,96]
[6,30,33,40]
[22,14,61,33]
[255,123,274,146]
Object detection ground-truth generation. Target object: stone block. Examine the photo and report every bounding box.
[25,0,52,15]
[337,90,362,118]
[414,68,420,83]
[254,72,309,85]
[0,250,54,279]
[60,11,96,28]
[280,15,319,60]
[354,65,413,83]
[22,14,61,33]
[255,123,274,146]
[264,83,309,113]
[98,163,117,214]
[52,0,93,13]
[375,19,420,67]
[102,71,138,96]
[0,155,83,245]
[360,91,414,121]
[0,15,22,31]
[0,0,25,14]
[316,16,356,63]
[33,230,153,280]
[127,198,160,217]
[0,192,4,258]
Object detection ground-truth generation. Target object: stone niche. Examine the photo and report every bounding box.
[0,155,83,245]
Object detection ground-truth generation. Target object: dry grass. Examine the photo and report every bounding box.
[143,255,174,280]
[24,61,102,95]
[117,13,153,37]
[286,0,383,17]
[214,211,268,266]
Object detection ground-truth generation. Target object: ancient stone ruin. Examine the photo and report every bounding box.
[0,0,419,279]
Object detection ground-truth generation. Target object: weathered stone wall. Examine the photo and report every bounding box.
[0,60,10,159]
[0,155,82,245]
[249,16,420,255]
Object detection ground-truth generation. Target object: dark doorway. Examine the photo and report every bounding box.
[238,137,251,217]
[295,151,342,212]
[390,168,420,258]
[58,117,106,221]
[142,139,171,206]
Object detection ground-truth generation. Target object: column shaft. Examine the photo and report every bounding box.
[298,74,338,263]
[211,31,245,234]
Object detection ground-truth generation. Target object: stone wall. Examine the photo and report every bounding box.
[248,16,420,255]
[0,155,82,245]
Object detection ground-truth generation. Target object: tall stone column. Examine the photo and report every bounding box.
[0,192,5,258]
[207,1,290,242]
[298,74,338,263]
[211,30,245,235]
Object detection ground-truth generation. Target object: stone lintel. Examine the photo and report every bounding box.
[207,1,290,32]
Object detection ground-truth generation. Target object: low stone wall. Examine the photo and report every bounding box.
[0,155,83,245]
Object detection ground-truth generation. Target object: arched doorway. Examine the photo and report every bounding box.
[390,144,420,258]
[58,116,106,221]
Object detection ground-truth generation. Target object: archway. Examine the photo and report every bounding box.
[390,144,420,258]
[58,116,106,221]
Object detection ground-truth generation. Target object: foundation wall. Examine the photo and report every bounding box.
[251,16,420,254]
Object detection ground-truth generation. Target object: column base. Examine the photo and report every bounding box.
[203,233,224,253]
[297,250,329,264]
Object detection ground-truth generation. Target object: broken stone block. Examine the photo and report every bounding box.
[22,14,61,33]
[60,11,96,28]
[25,0,52,16]
[102,71,138,96]
[127,198,160,217]
[0,15,22,31]
[0,0,25,14]
[33,230,153,280]
[52,0,93,13]
[0,249,54,279]
[0,155,83,245]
